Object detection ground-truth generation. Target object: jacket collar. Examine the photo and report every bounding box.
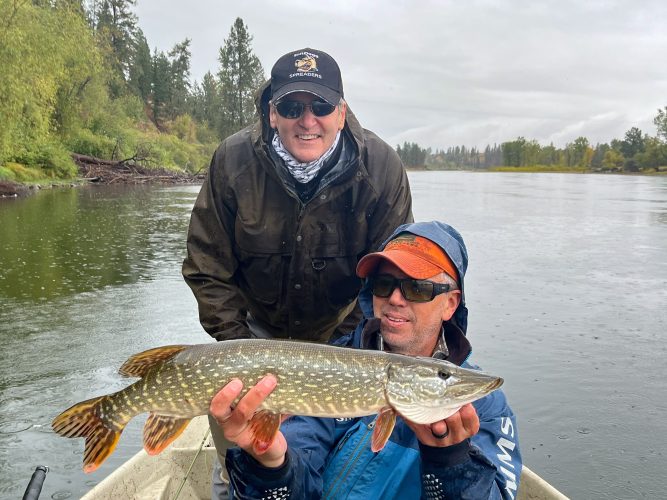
[357,318,471,367]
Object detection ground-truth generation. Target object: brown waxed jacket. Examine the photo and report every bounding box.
[182,81,413,342]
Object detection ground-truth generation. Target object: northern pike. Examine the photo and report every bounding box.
[52,339,503,472]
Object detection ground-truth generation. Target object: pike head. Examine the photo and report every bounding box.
[384,357,503,424]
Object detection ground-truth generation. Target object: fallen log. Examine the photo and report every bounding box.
[71,152,203,185]
[71,153,118,167]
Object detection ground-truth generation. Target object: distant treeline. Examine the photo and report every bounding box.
[397,110,667,173]
[0,0,263,183]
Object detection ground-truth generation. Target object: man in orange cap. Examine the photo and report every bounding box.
[212,221,522,499]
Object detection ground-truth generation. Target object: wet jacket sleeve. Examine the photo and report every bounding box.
[226,416,342,499]
[419,389,523,500]
[182,146,252,341]
[363,134,413,252]
[356,138,413,319]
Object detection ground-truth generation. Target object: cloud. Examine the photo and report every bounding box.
[135,0,667,149]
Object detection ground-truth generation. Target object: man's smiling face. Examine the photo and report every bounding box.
[269,92,346,163]
[373,261,460,357]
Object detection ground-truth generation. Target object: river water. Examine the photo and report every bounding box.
[0,172,665,499]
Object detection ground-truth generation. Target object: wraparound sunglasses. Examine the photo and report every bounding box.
[369,274,457,303]
[273,100,337,119]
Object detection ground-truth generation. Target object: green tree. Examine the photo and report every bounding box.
[151,49,172,129]
[570,136,590,167]
[128,29,152,102]
[202,72,222,128]
[94,0,138,96]
[539,143,559,165]
[654,106,667,142]
[591,143,610,169]
[217,17,265,139]
[619,127,645,159]
[189,71,223,129]
[146,40,192,127]
[635,136,667,169]
[396,142,428,167]
[167,39,192,118]
[502,137,526,167]
[602,149,624,171]
[523,139,541,166]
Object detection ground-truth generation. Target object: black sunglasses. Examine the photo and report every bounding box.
[369,274,456,303]
[273,100,337,119]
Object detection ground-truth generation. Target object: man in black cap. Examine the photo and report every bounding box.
[182,47,413,497]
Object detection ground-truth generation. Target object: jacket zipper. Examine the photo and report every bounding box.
[323,420,375,500]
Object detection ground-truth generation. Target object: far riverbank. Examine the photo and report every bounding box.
[0,155,203,198]
[406,164,667,175]
[4,164,666,198]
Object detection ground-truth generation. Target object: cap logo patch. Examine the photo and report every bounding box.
[295,56,318,73]
[385,234,417,249]
[289,51,323,80]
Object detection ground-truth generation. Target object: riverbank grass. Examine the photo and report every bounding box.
[489,165,589,173]
[0,163,44,183]
[489,164,667,175]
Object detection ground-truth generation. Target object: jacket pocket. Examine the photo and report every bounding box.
[235,227,288,305]
[312,255,363,308]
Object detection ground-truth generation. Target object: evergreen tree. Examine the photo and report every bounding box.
[396,141,427,167]
[201,71,222,129]
[151,49,171,129]
[571,137,590,167]
[168,38,192,118]
[653,107,667,142]
[128,29,152,102]
[502,137,526,167]
[217,17,265,139]
[620,127,645,159]
[94,0,138,96]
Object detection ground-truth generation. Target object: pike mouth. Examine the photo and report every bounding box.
[456,373,504,401]
[490,378,503,390]
[475,376,504,396]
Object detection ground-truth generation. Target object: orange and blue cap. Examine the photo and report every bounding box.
[356,233,459,284]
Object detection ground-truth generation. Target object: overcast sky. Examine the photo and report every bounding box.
[135,0,667,150]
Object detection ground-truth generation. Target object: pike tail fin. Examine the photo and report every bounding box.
[52,396,123,473]
[143,413,191,455]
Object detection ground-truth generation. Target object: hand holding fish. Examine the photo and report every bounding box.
[403,403,480,448]
[210,375,288,468]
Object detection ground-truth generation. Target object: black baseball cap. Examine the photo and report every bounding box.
[270,48,344,106]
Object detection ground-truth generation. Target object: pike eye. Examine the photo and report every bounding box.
[438,370,451,380]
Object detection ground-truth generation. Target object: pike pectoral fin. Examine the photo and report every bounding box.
[393,404,460,424]
[371,406,397,452]
[249,410,282,453]
[143,413,191,455]
[119,345,190,378]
